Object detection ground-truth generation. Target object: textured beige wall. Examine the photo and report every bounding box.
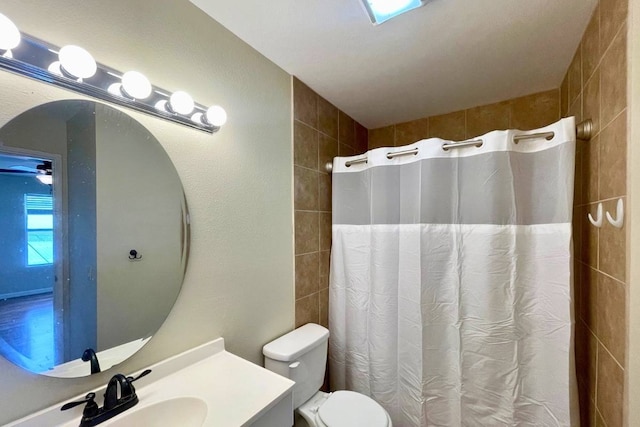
[0,0,294,423]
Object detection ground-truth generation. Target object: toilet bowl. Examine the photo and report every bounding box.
[262,323,392,427]
[298,390,391,427]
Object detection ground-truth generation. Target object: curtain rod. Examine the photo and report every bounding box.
[325,119,593,174]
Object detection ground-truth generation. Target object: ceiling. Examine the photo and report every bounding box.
[190,0,597,129]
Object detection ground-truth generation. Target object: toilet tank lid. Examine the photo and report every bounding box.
[263,323,329,362]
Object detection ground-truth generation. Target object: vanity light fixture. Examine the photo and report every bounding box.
[361,0,427,25]
[0,12,226,133]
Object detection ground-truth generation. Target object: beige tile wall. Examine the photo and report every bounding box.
[293,77,368,330]
[563,0,628,426]
[368,89,559,148]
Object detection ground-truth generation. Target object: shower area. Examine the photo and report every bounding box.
[292,2,627,425]
[330,117,580,425]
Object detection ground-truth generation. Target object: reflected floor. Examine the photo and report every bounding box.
[0,293,54,372]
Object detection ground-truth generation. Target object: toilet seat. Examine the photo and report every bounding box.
[315,391,389,427]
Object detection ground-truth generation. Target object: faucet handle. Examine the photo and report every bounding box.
[127,369,152,384]
[61,392,96,410]
[125,369,152,398]
[60,393,99,417]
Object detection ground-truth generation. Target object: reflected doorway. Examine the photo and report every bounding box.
[0,149,62,371]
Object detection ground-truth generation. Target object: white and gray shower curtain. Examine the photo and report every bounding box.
[329,118,578,426]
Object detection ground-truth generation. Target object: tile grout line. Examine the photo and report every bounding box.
[576,259,626,286]
[598,332,625,371]
[577,294,626,371]
[581,105,627,146]
[583,17,628,89]
[569,17,626,112]
[571,21,627,155]
[295,164,323,174]
[596,407,609,427]
[295,209,330,213]
[580,314,624,372]
[597,106,627,139]
[575,193,627,208]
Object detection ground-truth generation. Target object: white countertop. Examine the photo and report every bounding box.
[8,338,295,427]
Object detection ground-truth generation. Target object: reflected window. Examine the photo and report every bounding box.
[25,193,53,266]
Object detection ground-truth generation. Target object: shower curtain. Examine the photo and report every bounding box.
[329,117,578,426]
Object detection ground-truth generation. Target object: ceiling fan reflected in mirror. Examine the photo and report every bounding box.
[0,159,53,185]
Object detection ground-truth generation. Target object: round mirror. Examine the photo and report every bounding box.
[0,100,189,377]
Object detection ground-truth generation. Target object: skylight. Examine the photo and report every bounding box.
[362,0,426,25]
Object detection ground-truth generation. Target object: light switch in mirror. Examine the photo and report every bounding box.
[0,100,189,377]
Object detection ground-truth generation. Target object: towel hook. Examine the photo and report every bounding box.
[605,199,624,228]
[588,203,603,228]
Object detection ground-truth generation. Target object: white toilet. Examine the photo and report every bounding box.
[263,323,392,427]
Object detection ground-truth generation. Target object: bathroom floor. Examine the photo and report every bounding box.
[0,292,53,371]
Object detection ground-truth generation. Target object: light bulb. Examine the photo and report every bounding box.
[107,83,123,97]
[155,100,168,111]
[205,105,227,127]
[58,45,97,79]
[0,13,20,51]
[191,112,204,123]
[121,71,152,100]
[168,91,194,115]
[47,61,62,75]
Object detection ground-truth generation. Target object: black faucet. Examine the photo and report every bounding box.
[61,369,151,427]
[81,348,101,374]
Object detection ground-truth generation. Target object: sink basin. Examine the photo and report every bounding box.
[103,397,207,427]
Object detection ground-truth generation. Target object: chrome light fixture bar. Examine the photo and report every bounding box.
[0,13,227,134]
[361,0,427,25]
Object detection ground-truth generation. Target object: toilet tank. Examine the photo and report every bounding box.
[263,323,329,409]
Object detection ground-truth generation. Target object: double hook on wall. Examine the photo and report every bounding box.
[588,199,624,228]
